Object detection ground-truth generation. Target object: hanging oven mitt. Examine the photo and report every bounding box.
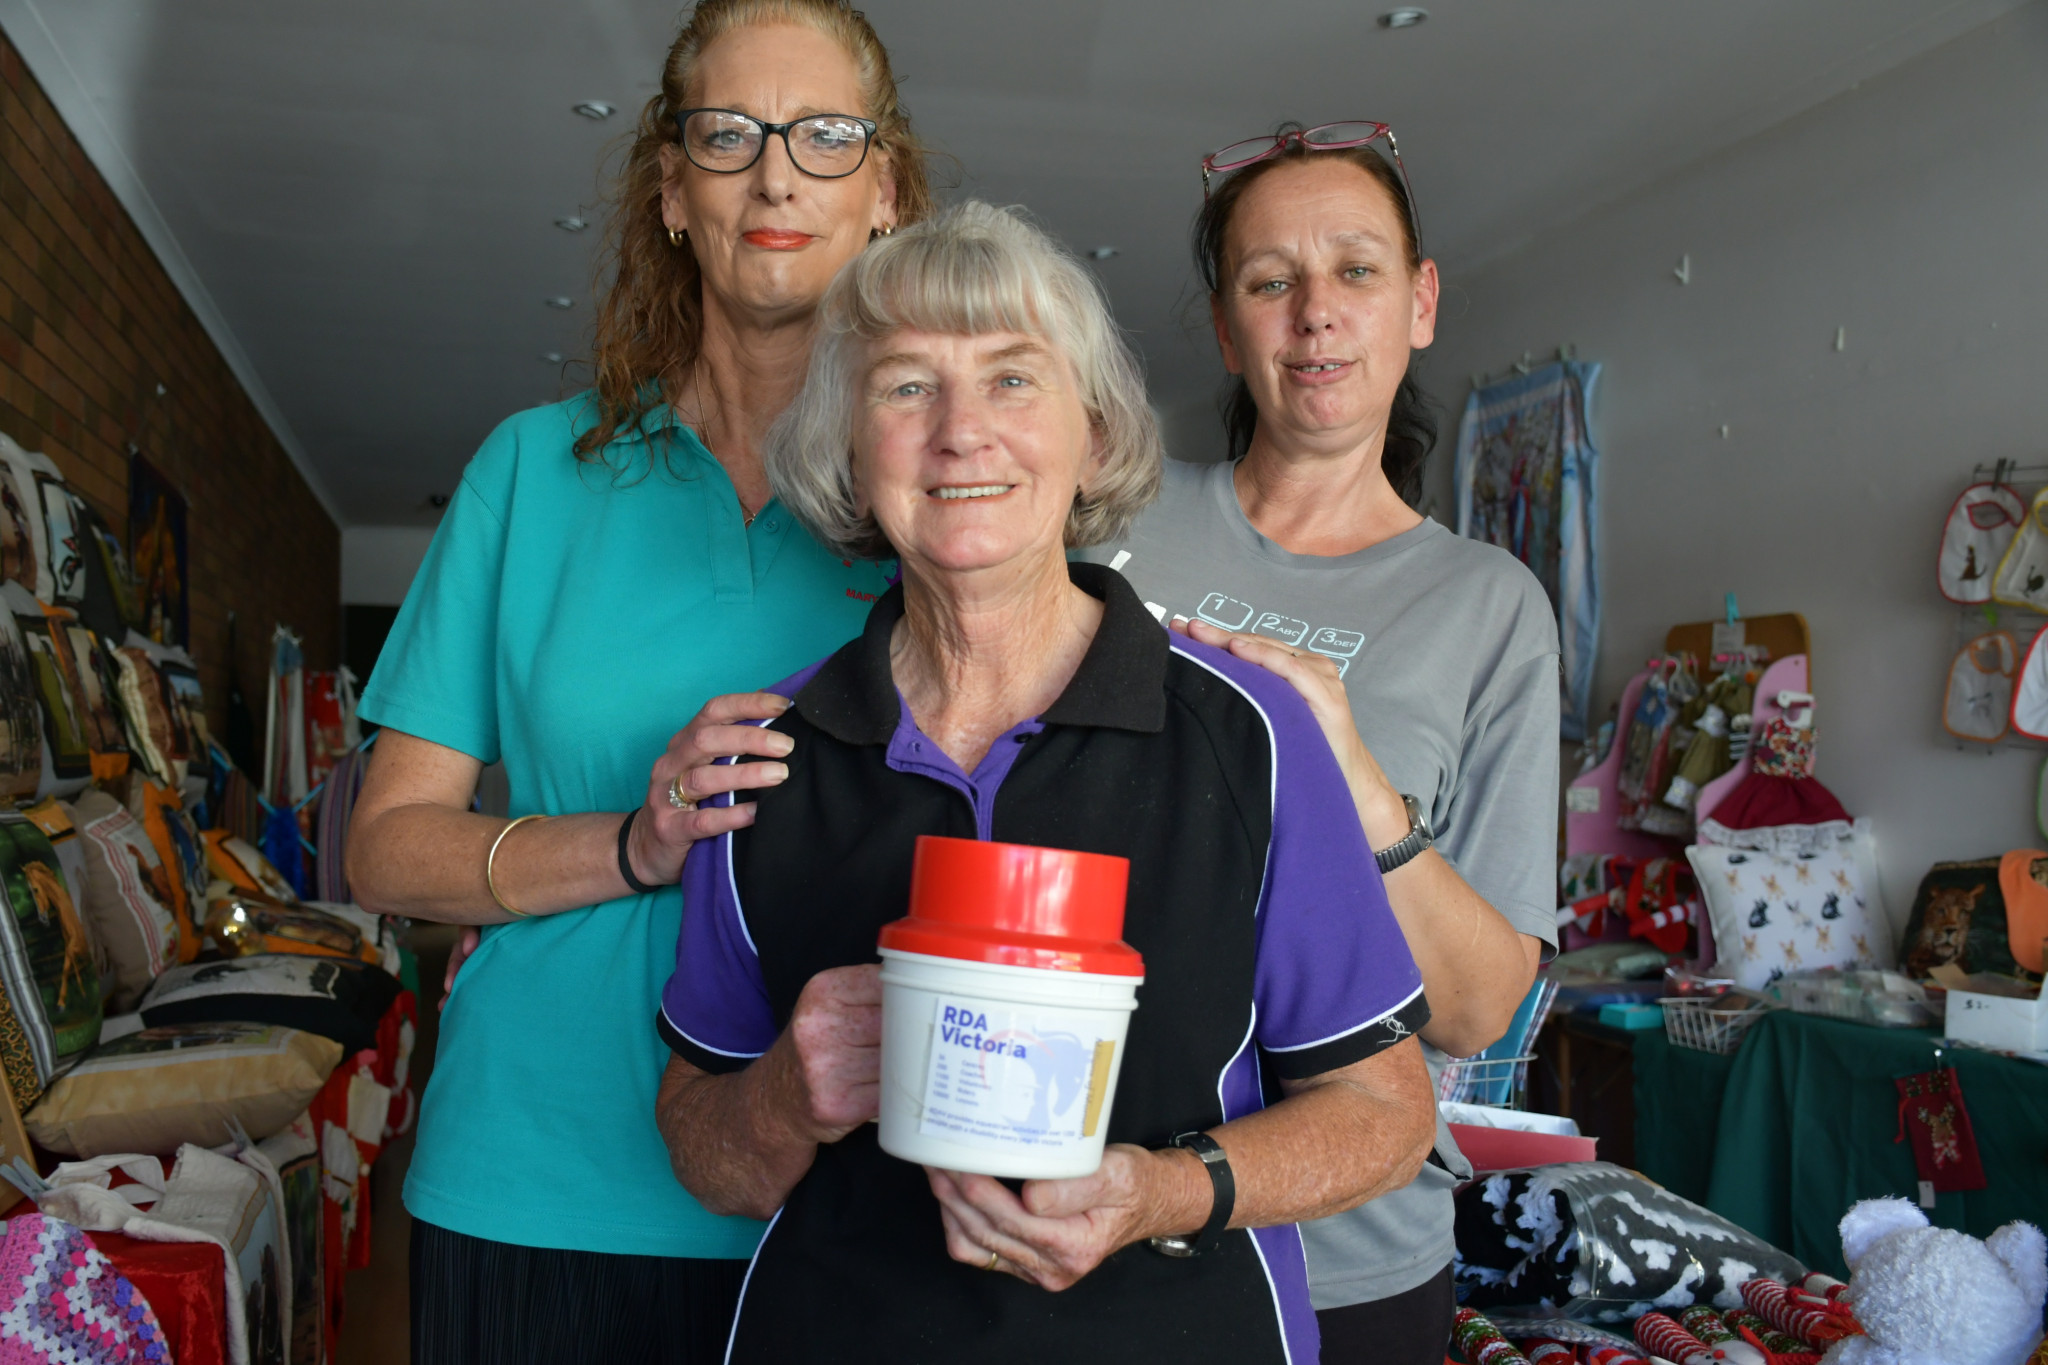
[1895,1066,1987,1194]
[1946,630,2019,742]
[2012,625,2048,740]
[1942,481,2026,603]
[1992,487,2048,610]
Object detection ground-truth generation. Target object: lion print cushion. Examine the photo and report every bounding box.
[1900,857,2022,980]
[1687,838,1891,991]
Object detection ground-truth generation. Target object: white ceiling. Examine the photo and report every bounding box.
[0,0,2029,525]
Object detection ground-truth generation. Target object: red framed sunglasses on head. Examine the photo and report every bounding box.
[1201,121,1423,252]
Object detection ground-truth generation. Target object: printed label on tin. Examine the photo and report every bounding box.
[918,995,1117,1151]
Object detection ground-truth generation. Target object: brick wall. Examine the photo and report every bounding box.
[0,33,339,739]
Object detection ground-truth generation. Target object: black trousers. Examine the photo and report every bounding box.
[410,1218,749,1365]
[1313,1262,1456,1365]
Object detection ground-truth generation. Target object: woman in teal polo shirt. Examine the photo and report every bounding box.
[344,3,934,1360]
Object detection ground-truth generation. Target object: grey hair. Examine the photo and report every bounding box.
[765,200,1163,560]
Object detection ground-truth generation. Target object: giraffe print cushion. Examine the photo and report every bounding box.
[1686,837,1892,990]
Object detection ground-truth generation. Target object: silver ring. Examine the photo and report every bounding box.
[668,774,696,812]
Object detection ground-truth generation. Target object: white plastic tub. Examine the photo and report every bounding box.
[877,946,1142,1179]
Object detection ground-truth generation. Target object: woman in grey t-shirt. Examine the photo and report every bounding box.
[1080,125,1559,1363]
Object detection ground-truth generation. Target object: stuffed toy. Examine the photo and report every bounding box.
[1824,1198,2045,1365]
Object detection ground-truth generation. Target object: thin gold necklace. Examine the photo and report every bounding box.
[694,366,760,528]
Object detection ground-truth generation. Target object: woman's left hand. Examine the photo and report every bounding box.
[1171,616,1409,849]
[926,1145,1201,1291]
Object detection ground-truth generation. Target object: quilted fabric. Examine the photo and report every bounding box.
[0,1212,171,1363]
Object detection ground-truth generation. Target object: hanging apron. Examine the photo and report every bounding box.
[1945,631,2017,742]
[1940,482,2025,603]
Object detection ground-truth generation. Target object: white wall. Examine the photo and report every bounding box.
[1417,2,2048,925]
[340,526,436,607]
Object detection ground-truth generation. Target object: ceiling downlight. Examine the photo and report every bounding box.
[572,101,616,120]
[1378,8,1428,28]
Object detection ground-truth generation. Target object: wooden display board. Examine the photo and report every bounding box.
[1665,612,1811,681]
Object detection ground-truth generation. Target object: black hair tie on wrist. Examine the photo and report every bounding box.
[617,808,665,895]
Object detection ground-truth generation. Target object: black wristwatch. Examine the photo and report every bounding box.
[1373,794,1435,875]
[1149,1131,1235,1258]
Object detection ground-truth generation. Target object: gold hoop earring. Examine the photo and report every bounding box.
[877,225,894,237]
[668,228,685,247]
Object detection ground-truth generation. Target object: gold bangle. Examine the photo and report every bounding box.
[486,814,548,918]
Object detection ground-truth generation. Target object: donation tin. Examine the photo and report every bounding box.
[876,836,1144,1180]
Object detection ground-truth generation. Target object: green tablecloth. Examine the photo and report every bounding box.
[1632,1010,2048,1279]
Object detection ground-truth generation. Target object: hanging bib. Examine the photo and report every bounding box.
[1940,482,2025,603]
[2012,625,2048,740]
[1991,487,2048,610]
[1945,631,2018,742]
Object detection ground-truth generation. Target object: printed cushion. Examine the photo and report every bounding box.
[68,789,181,1013]
[202,832,299,905]
[1687,836,1892,991]
[140,955,401,1054]
[203,894,378,966]
[1899,856,2023,980]
[0,810,102,1091]
[0,605,42,805]
[133,784,205,964]
[24,1021,340,1158]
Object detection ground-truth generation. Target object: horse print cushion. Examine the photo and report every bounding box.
[1686,837,1890,991]
[1900,857,2022,980]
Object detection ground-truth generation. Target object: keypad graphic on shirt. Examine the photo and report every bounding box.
[1194,594,1363,677]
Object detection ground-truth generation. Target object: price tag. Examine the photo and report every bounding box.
[1918,1180,1937,1209]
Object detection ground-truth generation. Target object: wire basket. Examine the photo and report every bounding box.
[1436,1054,1534,1109]
[1659,996,1773,1054]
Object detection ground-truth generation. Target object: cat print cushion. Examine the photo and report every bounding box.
[1687,837,1892,991]
[1945,630,2018,742]
[1992,487,2048,611]
[1939,482,2025,603]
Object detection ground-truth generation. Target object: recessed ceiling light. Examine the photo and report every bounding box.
[544,296,574,309]
[555,216,590,232]
[1378,7,1428,27]
[539,351,564,363]
[572,101,615,120]
[1088,246,1119,260]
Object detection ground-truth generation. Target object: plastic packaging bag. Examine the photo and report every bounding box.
[1453,1161,1806,1323]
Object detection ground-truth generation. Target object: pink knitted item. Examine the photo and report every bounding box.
[0,1214,172,1363]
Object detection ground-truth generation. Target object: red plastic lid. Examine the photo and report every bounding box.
[877,835,1143,977]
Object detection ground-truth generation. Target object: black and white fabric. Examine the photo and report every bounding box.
[140,954,401,1053]
[1452,1162,1804,1324]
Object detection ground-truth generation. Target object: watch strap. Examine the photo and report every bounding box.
[1149,1131,1234,1258]
[1374,794,1434,875]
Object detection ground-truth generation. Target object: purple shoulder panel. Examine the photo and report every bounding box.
[1166,639,1424,1061]
[656,654,831,1063]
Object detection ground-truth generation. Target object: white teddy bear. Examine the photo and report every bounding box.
[1821,1197,2045,1365]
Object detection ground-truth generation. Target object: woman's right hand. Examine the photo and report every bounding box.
[626,691,798,887]
[765,963,882,1144]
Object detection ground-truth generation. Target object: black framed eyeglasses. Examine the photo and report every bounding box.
[674,108,879,179]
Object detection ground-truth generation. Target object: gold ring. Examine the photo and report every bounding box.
[983,1250,1000,1272]
[668,774,696,812]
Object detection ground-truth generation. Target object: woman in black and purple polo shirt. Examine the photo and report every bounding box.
[650,202,1437,1364]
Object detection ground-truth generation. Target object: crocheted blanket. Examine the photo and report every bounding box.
[0,1213,171,1363]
